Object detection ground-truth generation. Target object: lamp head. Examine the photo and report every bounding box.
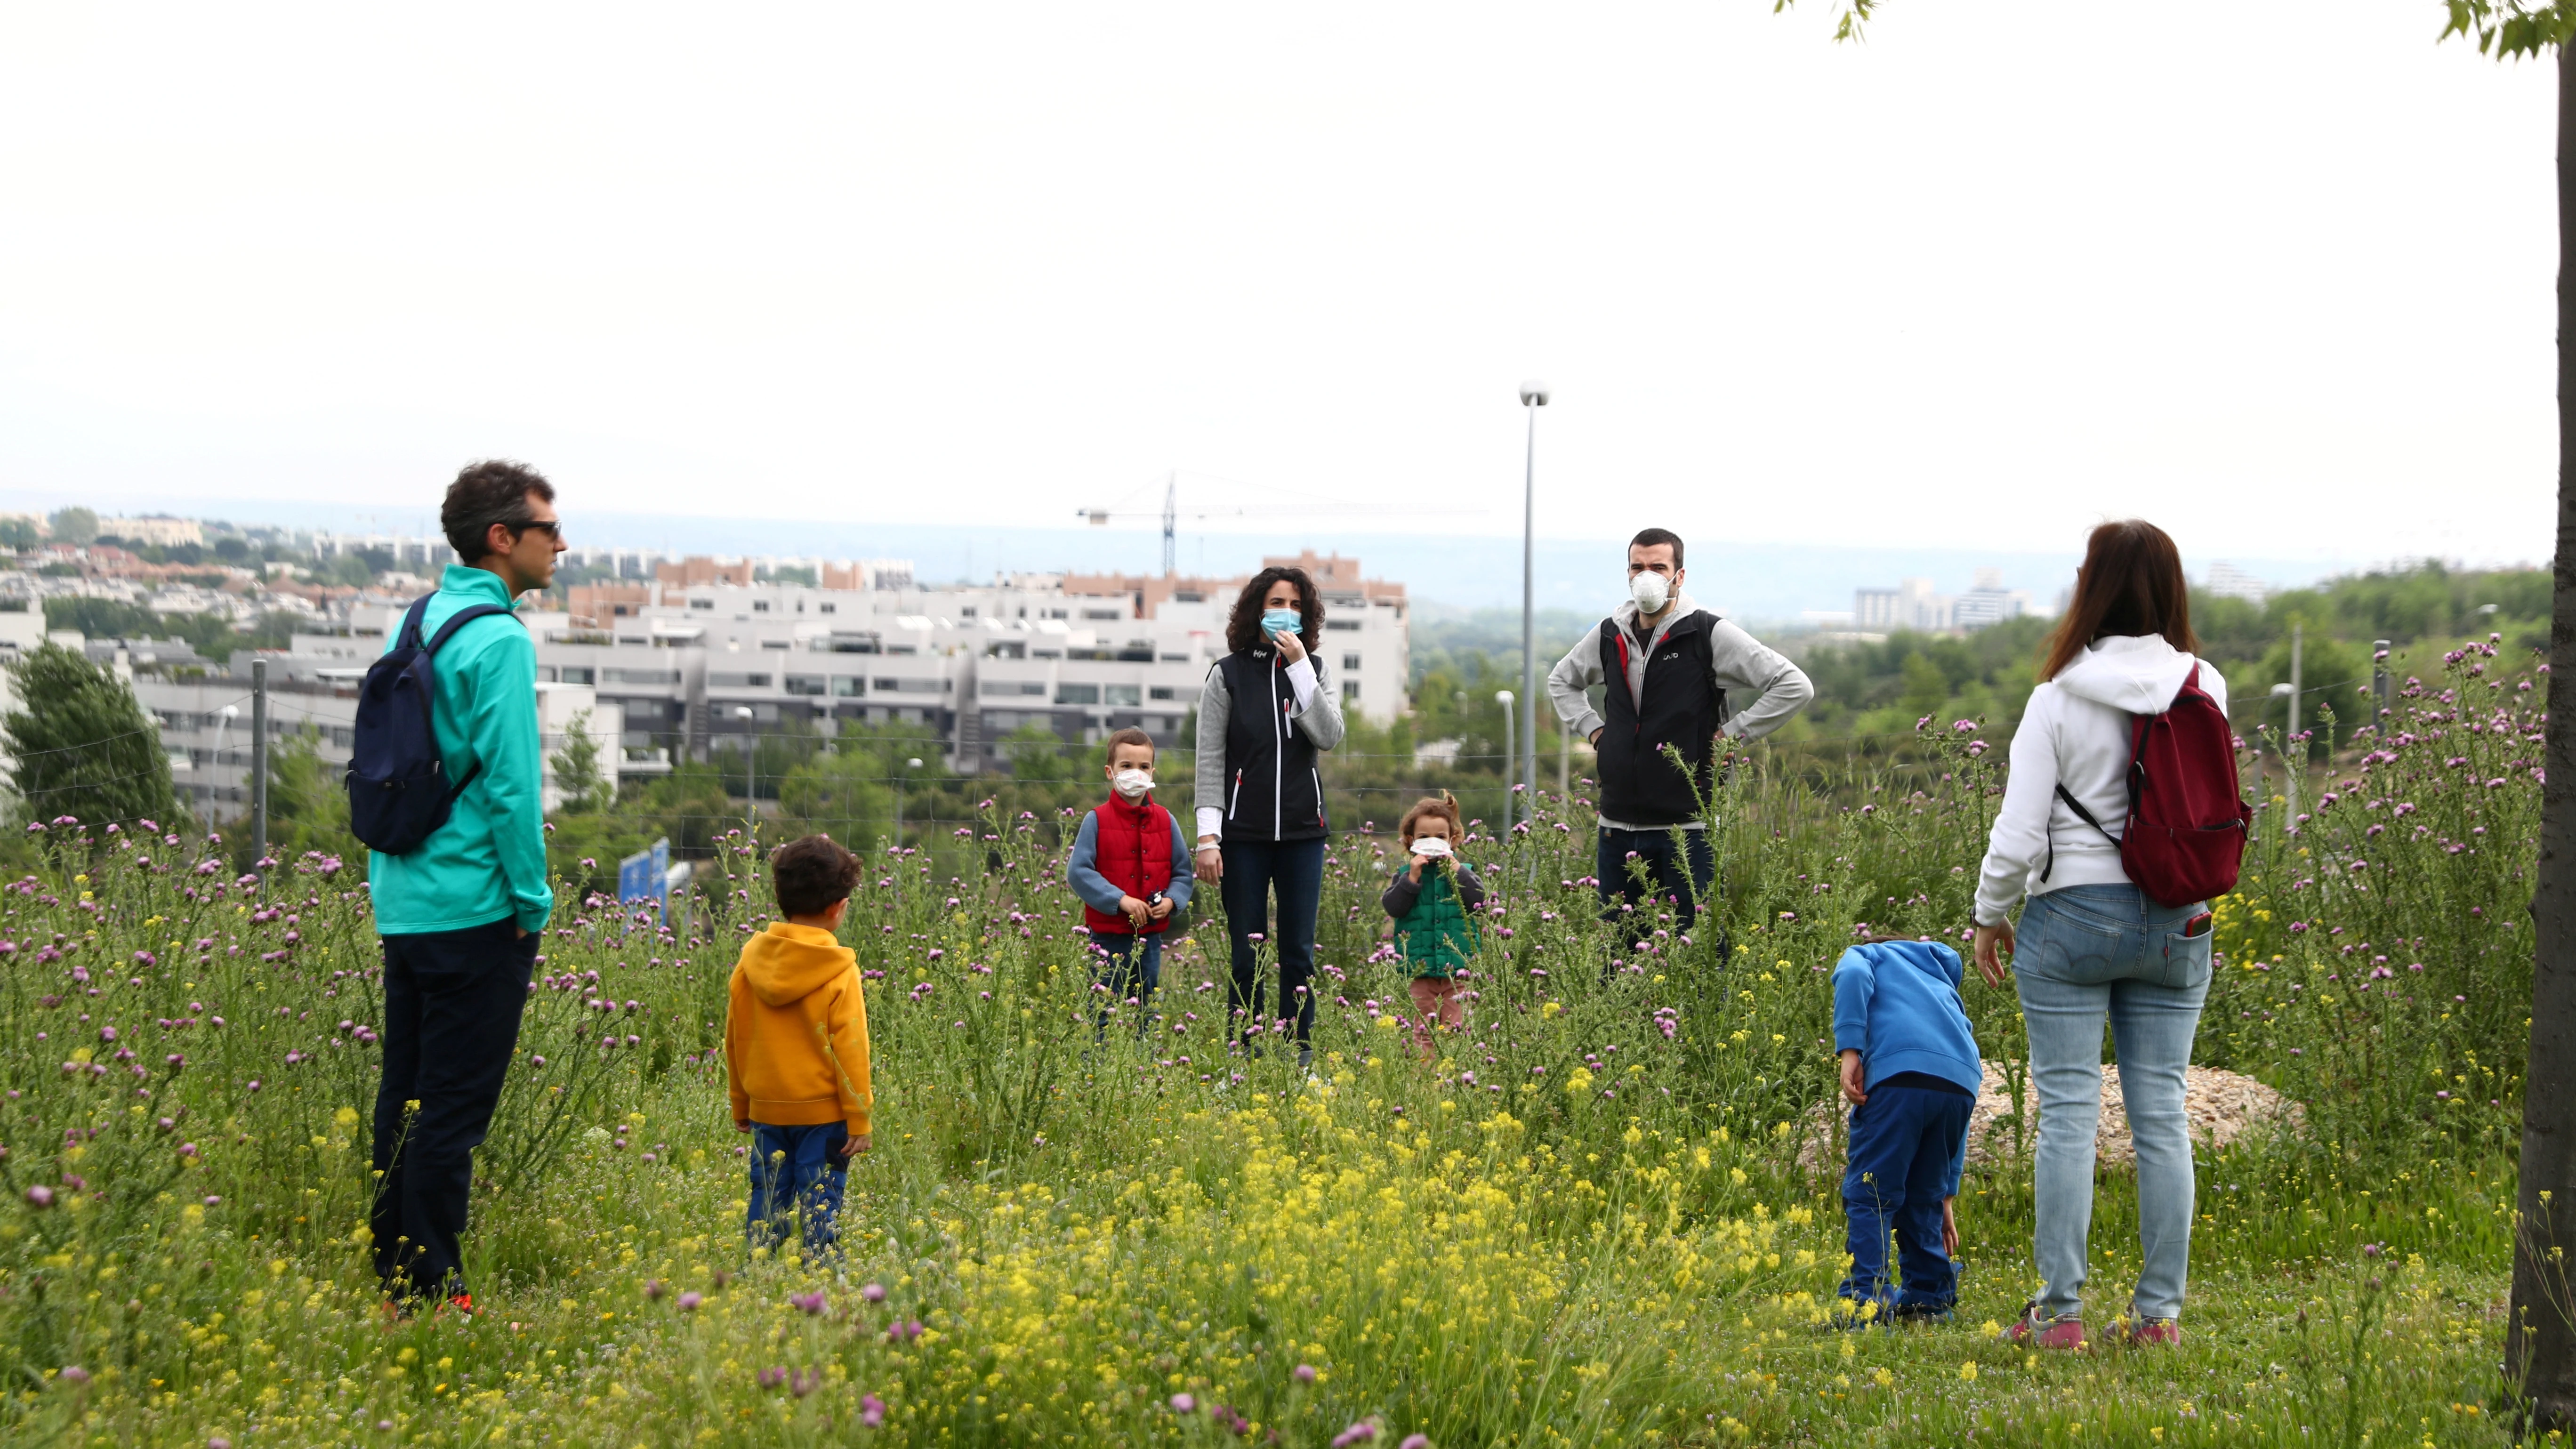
[1495,690,1514,706]
[1518,380,1549,407]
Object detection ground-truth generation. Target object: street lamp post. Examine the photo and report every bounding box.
[1517,380,1548,844]
[1496,690,1515,871]
[898,756,923,851]
[733,706,757,841]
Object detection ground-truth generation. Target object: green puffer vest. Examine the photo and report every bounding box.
[1397,867,1479,979]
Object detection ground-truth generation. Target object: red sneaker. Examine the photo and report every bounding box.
[2000,1308,2085,1349]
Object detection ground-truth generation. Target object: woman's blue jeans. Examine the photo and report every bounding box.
[2012,882,2211,1322]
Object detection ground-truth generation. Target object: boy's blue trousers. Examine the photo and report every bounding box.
[1838,1079,1972,1314]
[748,1121,849,1256]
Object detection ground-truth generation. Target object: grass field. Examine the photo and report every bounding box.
[0,640,2547,1446]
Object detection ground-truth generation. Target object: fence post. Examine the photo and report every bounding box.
[250,657,269,864]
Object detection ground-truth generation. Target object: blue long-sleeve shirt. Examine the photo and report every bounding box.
[1830,940,1983,1098]
[1065,803,1195,921]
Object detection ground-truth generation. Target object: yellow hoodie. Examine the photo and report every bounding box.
[724,921,872,1135]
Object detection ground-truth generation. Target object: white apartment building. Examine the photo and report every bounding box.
[102,515,205,548]
[2203,561,2272,604]
[132,670,621,823]
[543,553,1411,772]
[44,550,1406,803]
[1854,568,2036,635]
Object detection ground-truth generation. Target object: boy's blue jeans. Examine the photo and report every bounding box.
[1838,1079,1972,1315]
[1090,930,1164,1039]
[2012,882,2211,1322]
[747,1122,849,1256]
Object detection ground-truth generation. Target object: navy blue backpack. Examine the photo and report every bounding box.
[346,595,519,855]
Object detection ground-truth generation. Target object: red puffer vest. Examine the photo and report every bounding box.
[1083,795,1177,936]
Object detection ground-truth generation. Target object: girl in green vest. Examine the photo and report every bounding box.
[1380,793,1486,1058]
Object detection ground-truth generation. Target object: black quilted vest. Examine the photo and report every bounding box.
[1595,611,1725,828]
[1214,649,1329,843]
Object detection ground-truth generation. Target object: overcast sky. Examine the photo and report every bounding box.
[0,2,2553,570]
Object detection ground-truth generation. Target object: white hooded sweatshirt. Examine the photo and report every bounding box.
[1973,635,2230,926]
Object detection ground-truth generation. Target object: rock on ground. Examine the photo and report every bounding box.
[1797,1063,2302,1176]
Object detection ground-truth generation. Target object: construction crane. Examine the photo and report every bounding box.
[1080,475,1182,574]
[1080,471,1476,577]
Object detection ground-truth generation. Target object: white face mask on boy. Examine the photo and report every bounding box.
[1112,769,1154,801]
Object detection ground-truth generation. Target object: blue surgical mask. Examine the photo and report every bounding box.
[1260,609,1302,640]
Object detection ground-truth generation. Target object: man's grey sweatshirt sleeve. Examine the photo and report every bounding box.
[1194,665,1232,841]
[1546,630,1609,741]
[1709,620,1814,740]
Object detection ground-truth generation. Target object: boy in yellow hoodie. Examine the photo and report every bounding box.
[725,835,872,1255]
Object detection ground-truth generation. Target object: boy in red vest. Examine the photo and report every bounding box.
[1066,727,1196,1039]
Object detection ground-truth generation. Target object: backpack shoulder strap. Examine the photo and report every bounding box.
[422,602,518,655]
[2041,781,2123,884]
[393,595,436,651]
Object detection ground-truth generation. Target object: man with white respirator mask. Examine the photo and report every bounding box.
[1546,527,1814,934]
[1066,728,1196,1040]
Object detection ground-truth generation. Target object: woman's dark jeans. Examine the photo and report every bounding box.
[1219,837,1325,1052]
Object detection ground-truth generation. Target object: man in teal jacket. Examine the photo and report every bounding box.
[369,459,565,1313]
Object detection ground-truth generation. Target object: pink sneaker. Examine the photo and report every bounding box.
[2113,1314,2180,1346]
[2001,1308,2085,1349]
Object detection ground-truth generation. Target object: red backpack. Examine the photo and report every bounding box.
[2045,664,2252,908]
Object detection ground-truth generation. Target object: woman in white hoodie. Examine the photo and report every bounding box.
[1972,520,2226,1350]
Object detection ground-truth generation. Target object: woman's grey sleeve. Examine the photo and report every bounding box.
[1295,660,1346,751]
[1194,665,1232,831]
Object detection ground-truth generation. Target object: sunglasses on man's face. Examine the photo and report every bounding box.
[512,519,563,542]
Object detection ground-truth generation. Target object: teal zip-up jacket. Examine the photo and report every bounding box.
[367,565,555,936]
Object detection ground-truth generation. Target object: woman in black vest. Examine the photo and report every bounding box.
[1192,565,1345,1071]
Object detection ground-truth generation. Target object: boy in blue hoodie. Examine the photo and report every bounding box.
[1831,937,1983,1322]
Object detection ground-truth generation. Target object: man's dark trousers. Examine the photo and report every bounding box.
[1595,826,1716,930]
[1836,1077,1972,1315]
[1219,837,1324,1052]
[371,918,538,1302]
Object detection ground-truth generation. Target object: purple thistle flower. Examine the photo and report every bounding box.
[1294,1363,1317,1385]
[24,1185,53,1208]
[678,1291,702,1312]
[861,1281,887,1303]
[1170,1393,1196,1413]
[59,1366,89,1385]
[860,1394,886,1428]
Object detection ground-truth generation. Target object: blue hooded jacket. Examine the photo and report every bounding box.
[1830,940,1982,1097]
